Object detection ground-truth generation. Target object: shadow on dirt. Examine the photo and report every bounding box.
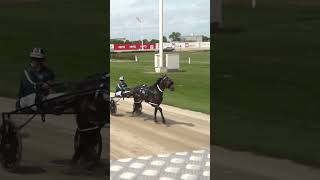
[12,166,46,174]
[50,159,71,166]
[61,159,108,177]
[111,113,125,117]
[21,131,30,138]
[128,112,195,127]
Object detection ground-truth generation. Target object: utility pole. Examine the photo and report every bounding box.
[155,0,167,73]
[159,0,163,68]
[252,0,256,9]
[136,17,144,51]
[213,0,223,31]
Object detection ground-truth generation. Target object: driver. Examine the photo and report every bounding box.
[115,76,128,97]
[17,48,55,110]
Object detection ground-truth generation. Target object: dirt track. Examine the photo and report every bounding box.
[110,97,277,179]
[111,97,320,180]
[0,97,107,179]
[2,95,320,179]
[110,97,210,160]
[110,97,275,179]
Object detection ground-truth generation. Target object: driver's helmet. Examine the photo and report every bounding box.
[119,76,124,81]
[30,47,46,60]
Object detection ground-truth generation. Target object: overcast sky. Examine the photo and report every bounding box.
[110,0,210,40]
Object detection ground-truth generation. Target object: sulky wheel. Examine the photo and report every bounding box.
[110,99,117,115]
[74,129,102,161]
[0,120,22,170]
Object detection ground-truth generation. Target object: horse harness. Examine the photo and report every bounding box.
[134,83,164,107]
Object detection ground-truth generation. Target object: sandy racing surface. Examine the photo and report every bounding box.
[111,96,320,180]
[110,97,275,179]
[213,146,320,180]
[2,94,320,179]
[110,97,210,160]
[110,96,210,179]
[0,97,107,179]
[110,97,277,180]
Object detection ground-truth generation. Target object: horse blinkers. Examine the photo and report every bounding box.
[168,82,174,91]
[163,77,174,91]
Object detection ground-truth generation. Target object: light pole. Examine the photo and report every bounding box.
[252,0,256,8]
[154,0,167,73]
[213,0,223,30]
[159,0,163,68]
[136,17,144,51]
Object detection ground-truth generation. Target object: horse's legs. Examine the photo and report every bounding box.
[133,102,142,116]
[72,116,82,164]
[132,98,139,114]
[154,107,158,123]
[158,106,166,124]
[136,103,142,115]
[84,130,100,169]
[72,146,81,164]
[132,103,136,113]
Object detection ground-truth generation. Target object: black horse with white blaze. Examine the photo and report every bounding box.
[127,75,174,124]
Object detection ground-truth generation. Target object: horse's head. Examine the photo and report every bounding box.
[159,74,175,91]
[78,73,109,90]
[76,72,110,127]
[94,72,110,105]
[75,73,109,104]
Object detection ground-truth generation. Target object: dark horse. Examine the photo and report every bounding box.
[66,73,109,167]
[127,75,174,124]
[0,73,109,170]
[31,72,109,167]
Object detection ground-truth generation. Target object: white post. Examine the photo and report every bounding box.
[159,0,163,68]
[135,55,138,62]
[137,17,144,51]
[141,19,144,51]
[252,0,256,9]
[188,57,191,64]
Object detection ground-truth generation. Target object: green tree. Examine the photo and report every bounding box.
[169,32,181,42]
[143,39,149,44]
[163,36,168,42]
[202,35,210,42]
[132,40,142,44]
[150,39,159,43]
[110,39,125,44]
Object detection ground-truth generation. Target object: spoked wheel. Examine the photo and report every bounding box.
[74,129,102,160]
[110,99,117,115]
[0,120,22,170]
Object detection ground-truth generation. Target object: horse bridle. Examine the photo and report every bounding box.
[77,83,109,133]
[157,76,173,92]
[156,84,164,93]
[94,83,110,101]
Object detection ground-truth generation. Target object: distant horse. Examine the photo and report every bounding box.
[127,75,174,124]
